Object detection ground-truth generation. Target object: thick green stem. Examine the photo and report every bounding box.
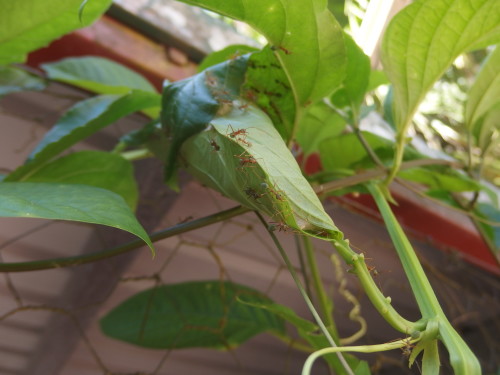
[0,205,249,272]
[367,182,443,317]
[384,133,406,186]
[303,236,339,341]
[332,239,420,333]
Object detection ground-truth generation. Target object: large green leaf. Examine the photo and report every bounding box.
[22,151,138,210]
[100,281,285,349]
[0,182,152,250]
[0,0,112,65]
[6,91,160,181]
[161,56,248,183]
[0,66,46,97]
[177,0,346,105]
[476,104,500,150]
[465,45,500,138]
[381,0,500,131]
[243,47,296,139]
[181,103,341,236]
[41,56,157,94]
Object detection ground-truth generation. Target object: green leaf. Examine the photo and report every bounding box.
[198,44,259,72]
[100,281,285,349]
[319,132,391,172]
[297,101,346,156]
[41,56,157,94]
[366,70,389,93]
[0,66,46,97]
[0,0,112,65]
[181,103,341,236]
[465,45,500,137]
[177,0,346,105]
[398,167,481,192]
[237,298,317,333]
[381,0,500,131]
[161,56,248,183]
[475,203,500,253]
[6,91,160,181]
[476,104,500,150]
[330,33,371,120]
[243,47,296,139]
[22,151,138,210]
[0,182,152,250]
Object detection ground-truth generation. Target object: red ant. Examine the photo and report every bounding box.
[268,222,290,232]
[227,124,249,139]
[271,45,292,55]
[261,182,286,201]
[234,152,258,168]
[236,137,252,147]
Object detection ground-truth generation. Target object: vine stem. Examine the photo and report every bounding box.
[254,212,354,375]
[302,236,339,341]
[302,338,417,375]
[0,205,249,272]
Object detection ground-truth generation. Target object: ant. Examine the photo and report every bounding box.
[236,137,252,147]
[234,152,258,168]
[244,187,264,200]
[268,222,290,232]
[209,139,220,152]
[271,45,292,55]
[227,124,249,140]
[261,182,286,201]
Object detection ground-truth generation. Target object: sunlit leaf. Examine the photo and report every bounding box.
[381,0,500,131]
[42,56,157,94]
[198,44,259,72]
[0,0,112,64]
[465,45,500,143]
[177,0,346,105]
[0,182,152,250]
[23,151,139,210]
[0,66,46,97]
[6,91,160,181]
[100,281,285,349]
[330,33,371,120]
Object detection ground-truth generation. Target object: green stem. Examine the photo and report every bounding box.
[384,133,406,186]
[303,236,339,341]
[255,212,354,375]
[0,205,249,273]
[332,239,421,333]
[120,149,153,161]
[367,182,444,317]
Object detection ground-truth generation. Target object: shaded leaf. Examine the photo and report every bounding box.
[238,298,317,333]
[6,91,160,181]
[0,0,112,64]
[42,56,157,94]
[178,0,346,105]
[398,167,481,192]
[475,203,500,254]
[100,281,285,349]
[297,101,346,156]
[181,104,341,236]
[23,151,138,210]
[366,70,389,92]
[319,132,391,172]
[161,56,248,183]
[0,66,46,97]
[0,182,152,250]
[476,104,500,150]
[381,0,500,131]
